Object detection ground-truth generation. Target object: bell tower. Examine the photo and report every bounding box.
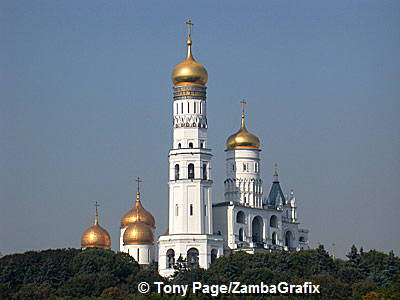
[158,20,223,277]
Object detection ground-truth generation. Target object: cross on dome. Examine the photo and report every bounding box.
[185,19,194,41]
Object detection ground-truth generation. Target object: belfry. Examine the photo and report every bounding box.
[157,19,224,277]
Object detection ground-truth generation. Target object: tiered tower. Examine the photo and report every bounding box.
[224,101,263,208]
[158,20,223,277]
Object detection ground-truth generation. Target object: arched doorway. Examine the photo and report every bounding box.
[285,231,293,249]
[271,232,277,245]
[211,249,217,264]
[238,228,244,242]
[251,216,263,243]
[187,248,199,268]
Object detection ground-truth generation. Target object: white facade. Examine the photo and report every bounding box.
[123,244,154,265]
[158,82,223,277]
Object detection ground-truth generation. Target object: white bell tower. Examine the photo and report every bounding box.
[158,20,223,277]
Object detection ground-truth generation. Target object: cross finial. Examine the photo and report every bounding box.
[135,177,142,193]
[185,19,194,41]
[240,99,247,128]
[94,201,99,225]
[273,163,279,181]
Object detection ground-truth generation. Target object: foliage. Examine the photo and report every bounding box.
[0,246,398,300]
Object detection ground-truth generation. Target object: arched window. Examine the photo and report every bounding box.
[203,163,207,180]
[188,163,194,179]
[270,215,278,228]
[188,102,190,113]
[236,211,245,223]
[166,249,175,268]
[175,204,179,216]
[200,142,204,148]
[194,102,196,113]
[181,102,183,114]
[187,248,199,268]
[189,204,193,216]
[211,249,218,264]
[243,163,247,171]
[272,232,277,245]
[178,143,181,149]
[189,142,193,148]
[175,164,180,180]
[299,236,305,243]
[239,228,244,242]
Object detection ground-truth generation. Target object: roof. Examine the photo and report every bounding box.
[266,180,287,206]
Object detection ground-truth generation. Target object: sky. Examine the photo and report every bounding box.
[1,1,399,259]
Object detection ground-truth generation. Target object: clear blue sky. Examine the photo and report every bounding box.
[1,1,399,258]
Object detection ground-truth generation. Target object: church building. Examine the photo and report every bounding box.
[80,20,310,277]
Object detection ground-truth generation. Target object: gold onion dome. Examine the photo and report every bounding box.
[120,192,155,229]
[226,101,260,150]
[123,221,154,245]
[81,203,111,249]
[171,20,208,86]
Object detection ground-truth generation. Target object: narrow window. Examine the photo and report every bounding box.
[181,102,183,114]
[194,102,196,113]
[232,164,235,171]
[189,142,193,148]
[190,204,193,216]
[188,163,194,179]
[176,204,179,216]
[200,142,204,148]
[204,205,207,216]
[175,164,180,180]
[188,102,190,113]
[167,249,175,268]
[200,102,202,114]
[178,143,181,149]
[176,103,178,114]
[243,163,247,171]
[137,248,139,260]
[203,163,207,180]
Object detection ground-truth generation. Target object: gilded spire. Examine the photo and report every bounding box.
[240,99,247,129]
[94,201,99,225]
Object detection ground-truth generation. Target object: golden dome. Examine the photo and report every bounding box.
[123,221,154,245]
[81,203,111,249]
[120,192,155,229]
[171,21,207,86]
[226,101,260,150]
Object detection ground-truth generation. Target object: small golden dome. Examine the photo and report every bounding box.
[171,25,208,86]
[120,192,155,229]
[123,221,154,245]
[81,203,111,249]
[226,101,260,150]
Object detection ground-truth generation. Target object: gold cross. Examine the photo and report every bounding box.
[94,201,99,223]
[240,99,247,118]
[185,19,194,40]
[135,176,142,193]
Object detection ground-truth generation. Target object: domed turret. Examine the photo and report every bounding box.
[171,19,208,86]
[226,100,260,150]
[120,192,155,228]
[81,202,111,249]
